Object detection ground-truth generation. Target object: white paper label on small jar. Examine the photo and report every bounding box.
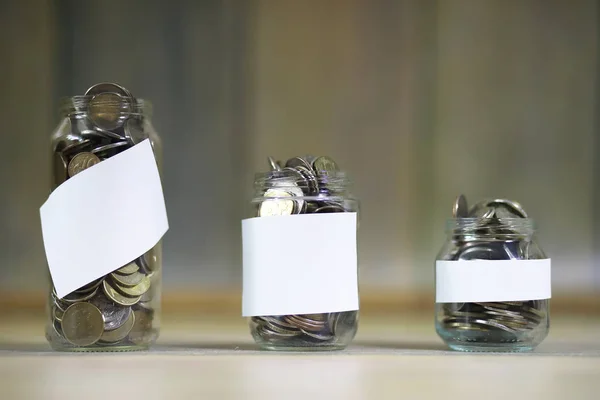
[40,139,169,298]
[242,212,359,317]
[435,259,551,303]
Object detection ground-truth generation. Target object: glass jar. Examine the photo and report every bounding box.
[244,156,359,351]
[45,83,163,351]
[435,197,550,352]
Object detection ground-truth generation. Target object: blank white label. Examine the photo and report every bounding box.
[242,213,358,316]
[436,259,551,303]
[40,140,169,298]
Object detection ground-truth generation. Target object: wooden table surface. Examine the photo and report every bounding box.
[0,312,598,399]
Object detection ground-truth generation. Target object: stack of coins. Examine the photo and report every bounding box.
[251,312,358,346]
[53,82,150,188]
[49,255,157,348]
[48,83,157,349]
[251,155,358,347]
[257,155,351,217]
[439,195,547,340]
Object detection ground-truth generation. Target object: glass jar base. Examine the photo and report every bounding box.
[446,341,536,353]
[258,343,348,352]
[49,344,150,352]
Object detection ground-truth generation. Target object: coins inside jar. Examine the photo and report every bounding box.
[439,195,547,342]
[256,154,350,217]
[251,311,358,347]
[54,82,151,190]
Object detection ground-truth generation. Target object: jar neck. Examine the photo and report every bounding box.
[446,218,535,241]
[253,170,353,199]
[60,95,152,119]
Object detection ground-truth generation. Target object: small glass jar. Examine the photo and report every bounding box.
[45,83,163,351]
[246,156,359,351]
[435,215,550,352]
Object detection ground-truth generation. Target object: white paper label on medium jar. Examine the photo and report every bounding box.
[40,139,169,298]
[435,259,551,303]
[242,212,358,317]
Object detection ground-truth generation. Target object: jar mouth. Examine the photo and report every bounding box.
[446,218,535,234]
[59,96,152,117]
[254,170,352,191]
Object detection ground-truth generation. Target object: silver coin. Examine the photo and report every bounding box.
[285,156,312,171]
[90,292,133,331]
[91,141,130,155]
[487,199,528,218]
[258,189,298,217]
[453,194,469,218]
[267,156,282,171]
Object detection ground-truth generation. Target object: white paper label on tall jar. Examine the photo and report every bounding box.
[242,212,359,317]
[40,140,169,298]
[435,259,551,303]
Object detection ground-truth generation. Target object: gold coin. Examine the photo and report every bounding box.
[110,271,145,287]
[60,286,100,303]
[61,302,104,346]
[67,152,100,177]
[111,275,151,297]
[52,306,64,322]
[99,311,135,343]
[88,92,127,130]
[102,280,141,306]
[114,262,139,275]
[73,278,103,294]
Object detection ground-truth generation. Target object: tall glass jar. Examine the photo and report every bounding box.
[435,197,550,352]
[244,156,359,351]
[45,83,163,351]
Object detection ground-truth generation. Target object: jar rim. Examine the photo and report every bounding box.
[253,170,352,187]
[59,95,153,117]
[445,218,536,232]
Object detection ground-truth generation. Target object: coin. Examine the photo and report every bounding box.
[102,280,142,306]
[59,286,100,303]
[67,152,101,177]
[90,292,132,331]
[268,156,282,171]
[61,303,104,346]
[91,141,130,155]
[285,156,312,170]
[88,92,129,131]
[110,275,151,297]
[312,156,339,173]
[99,310,135,343]
[258,189,297,216]
[487,199,528,218]
[85,82,133,98]
[110,271,145,287]
[453,194,469,218]
[114,261,139,275]
[52,306,64,322]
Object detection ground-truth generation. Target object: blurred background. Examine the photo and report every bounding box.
[0,0,598,311]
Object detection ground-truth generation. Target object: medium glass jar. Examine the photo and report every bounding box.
[244,156,359,351]
[45,83,163,351]
[435,196,550,352]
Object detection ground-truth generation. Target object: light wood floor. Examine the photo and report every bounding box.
[0,310,598,399]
